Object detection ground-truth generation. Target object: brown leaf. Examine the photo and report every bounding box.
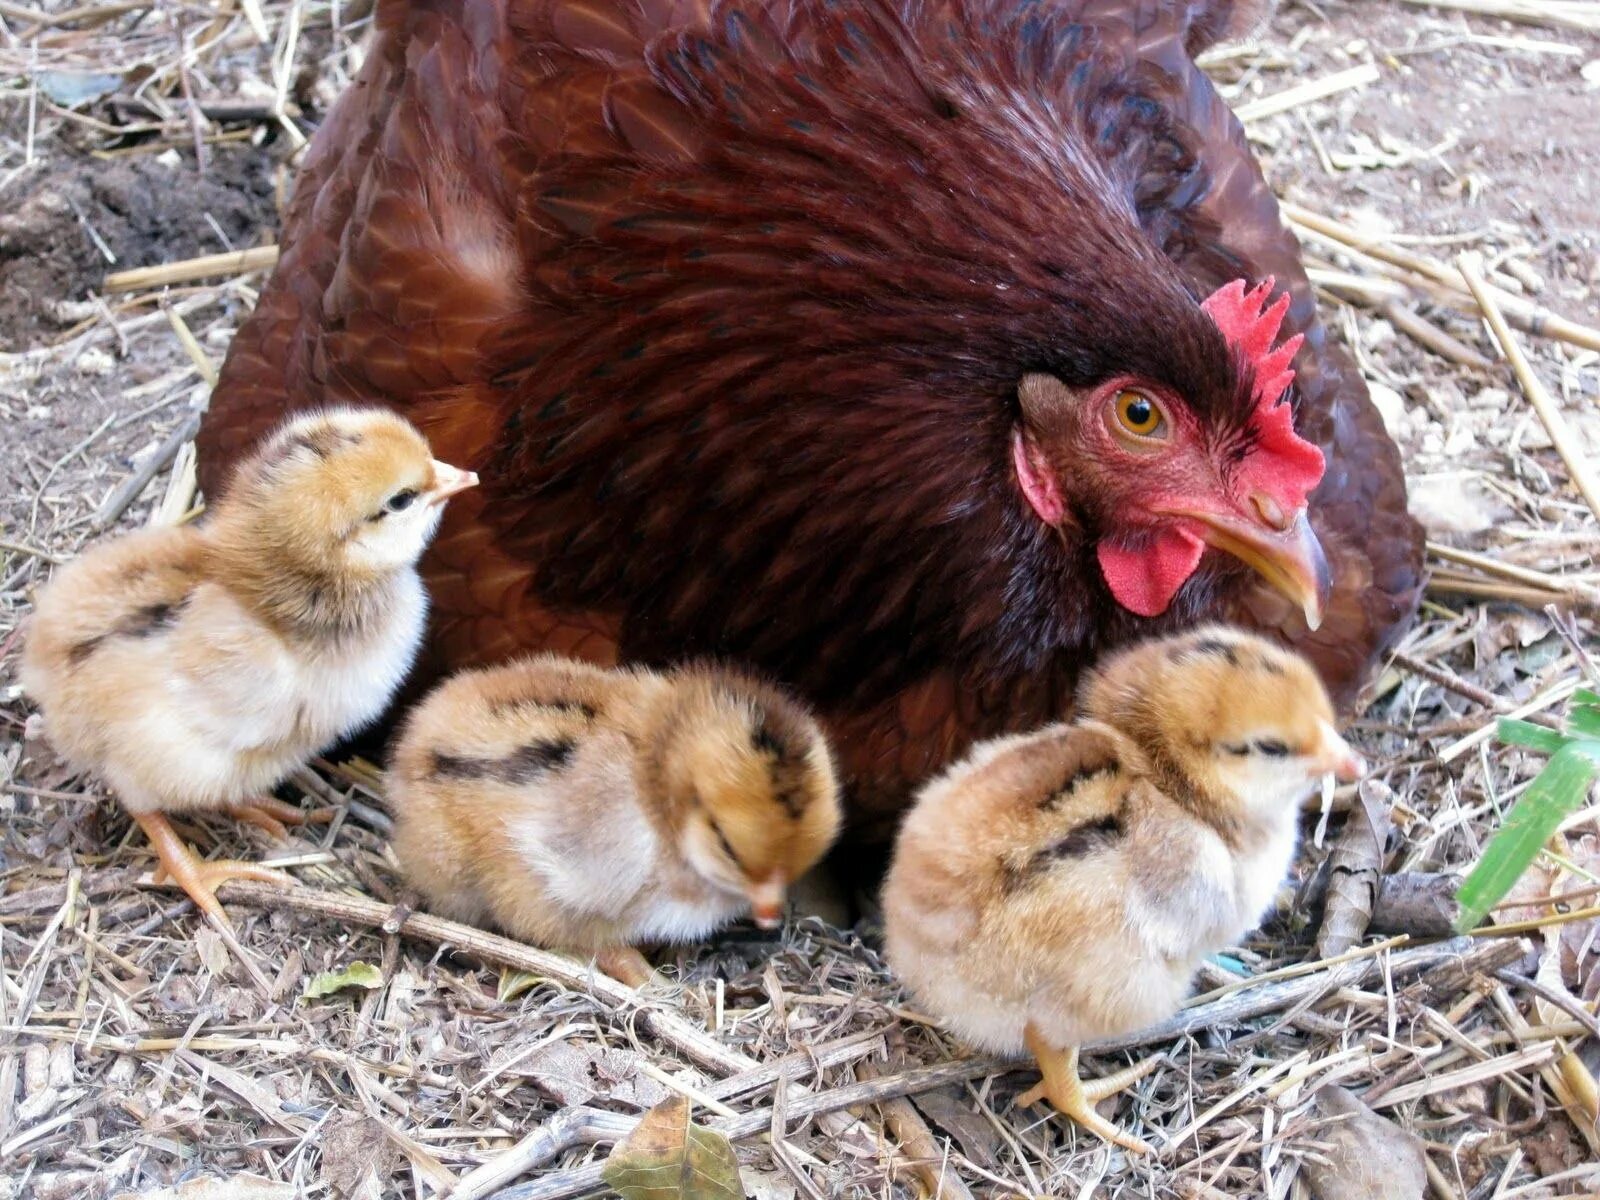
[910,1086,1003,1169]
[320,1113,401,1199]
[1316,782,1391,959]
[601,1095,744,1200]
[501,1039,669,1109]
[1300,1086,1426,1200]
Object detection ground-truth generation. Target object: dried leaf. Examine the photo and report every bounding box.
[1300,1086,1426,1200]
[301,960,384,1001]
[909,1086,1003,1169]
[510,1040,669,1109]
[1316,781,1391,958]
[601,1095,744,1200]
[193,925,232,978]
[36,70,124,108]
[320,1114,401,1199]
[498,967,545,1003]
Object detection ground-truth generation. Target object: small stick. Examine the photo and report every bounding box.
[1282,203,1600,353]
[1459,253,1600,523]
[1392,650,1517,714]
[1428,542,1599,602]
[208,880,759,1078]
[1233,63,1380,123]
[91,410,204,533]
[1377,301,1494,371]
[858,1062,977,1200]
[1393,0,1600,34]
[102,245,279,294]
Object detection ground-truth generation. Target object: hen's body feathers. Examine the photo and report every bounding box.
[200,0,1420,836]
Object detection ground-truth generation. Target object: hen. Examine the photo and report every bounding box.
[198,0,1422,838]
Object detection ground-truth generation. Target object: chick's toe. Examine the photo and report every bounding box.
[1018,1030,1157,1156]
[137,813,295,925]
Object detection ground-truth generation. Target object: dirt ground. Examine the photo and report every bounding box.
[1,2,1599,1199]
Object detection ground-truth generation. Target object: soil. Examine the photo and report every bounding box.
[0,148,278,350]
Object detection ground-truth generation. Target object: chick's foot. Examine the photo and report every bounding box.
[591,946,659,989]
[227,797,337,840]
[136,812,295,925]
[1017,1026,1157,1155]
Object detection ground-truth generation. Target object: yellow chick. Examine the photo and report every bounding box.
[21,408,476,925]
[882,625,1363,1154]
[388,655,842,982]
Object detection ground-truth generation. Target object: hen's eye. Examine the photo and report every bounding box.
[385,489,418,514]
[1113,389,1166,439]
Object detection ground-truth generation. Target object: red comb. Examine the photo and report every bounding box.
[1201,278,1325,510]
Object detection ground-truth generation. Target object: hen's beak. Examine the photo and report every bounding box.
[1312,719,1364,783]
[746,872,786,931]
[1178,503,1330,631]
[429,460,479,505]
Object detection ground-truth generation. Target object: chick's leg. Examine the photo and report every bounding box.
[1017,1024,1157,1155]
[226,797,337,840]
[135,812,294,925]
[592,946,658,989]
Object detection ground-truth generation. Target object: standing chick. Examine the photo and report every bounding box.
[883,626,1362,1153]
[389,655,842,981]
[21,408,476,925]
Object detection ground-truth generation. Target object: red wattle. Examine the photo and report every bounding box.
[1096,527,1206,618]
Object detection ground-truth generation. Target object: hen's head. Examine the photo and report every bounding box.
[1011,279,1329,628]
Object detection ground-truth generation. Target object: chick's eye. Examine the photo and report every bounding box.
[1254,738,1291,758]
[385,489,418,514]
[1112,389,1166,439]
[711,821,741,867]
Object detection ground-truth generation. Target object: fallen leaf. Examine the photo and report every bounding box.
[302,961,383,1001]
[909,1086,1003,1169]
[1315,782,1391,959]
[498,967,546,1003]
[601,1095,744,1200]
[740,1168,797,1200]
[36,70,124,108]
[506,1039,670,1109]
[1300,1086,1425,1200]
[320,1113,400,1199]
[193,925,232,978]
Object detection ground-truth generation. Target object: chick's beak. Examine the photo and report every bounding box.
[1179,501,1330,632]
[747,872,786,931]
[1312,720,1365,783]
[429,460,479,505]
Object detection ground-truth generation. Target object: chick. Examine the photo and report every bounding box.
[21,408,476,925]
[388,655,842,982]
[883,625,1363,1154]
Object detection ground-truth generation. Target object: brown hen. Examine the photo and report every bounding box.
[198,0,1422,840]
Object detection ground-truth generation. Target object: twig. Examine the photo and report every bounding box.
[1459,253,1600,523]
[90,410,203,533]
[1492,969,1600,1041]
[859,1062,977,1200]
[488,941,1524,1200]
[209,880,760,1077]
[1282,202,1600,353]
[1233,63,1380,122]
[102,245,279,294]
[1428,542,1600,604]
[1393,0,1600,34]
[1377,301,1494,371]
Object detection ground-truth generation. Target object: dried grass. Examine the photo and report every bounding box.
[2,1,1600,1197]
